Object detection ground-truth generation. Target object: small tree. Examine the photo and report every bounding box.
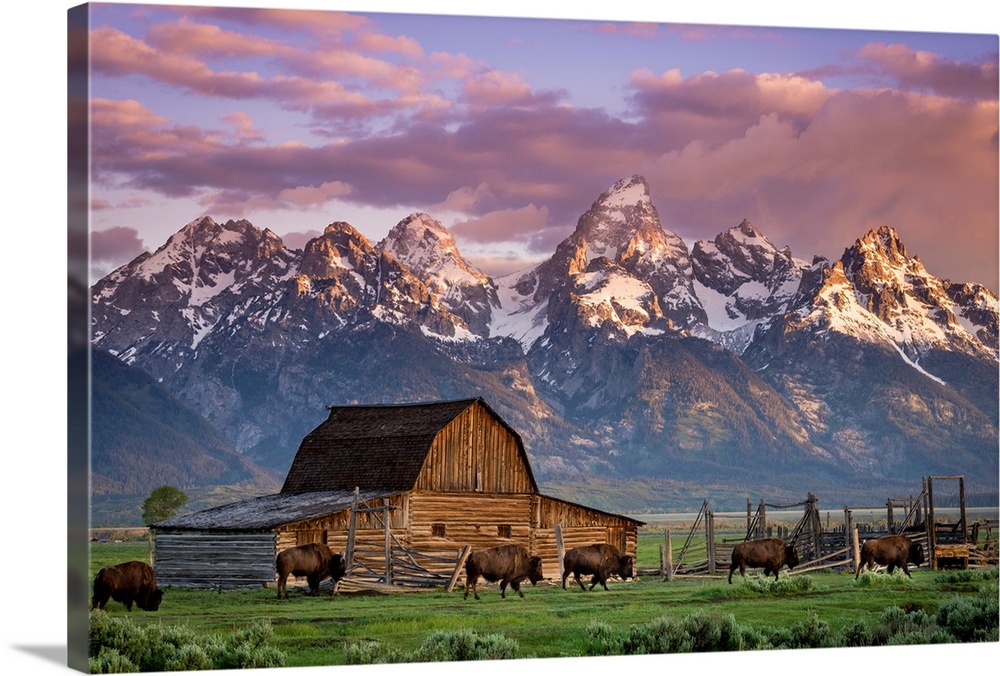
[142,485,188,525]
[142,485,188,565]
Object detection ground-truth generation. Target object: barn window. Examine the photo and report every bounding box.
[497,525,512,538]
[432,523,447,538]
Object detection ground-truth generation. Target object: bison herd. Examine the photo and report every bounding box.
[92,534,927,610]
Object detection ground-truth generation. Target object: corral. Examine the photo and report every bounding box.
[152,398,643,591]
[648,476,998,580]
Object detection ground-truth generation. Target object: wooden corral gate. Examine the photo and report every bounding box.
[655,476,994,580]
[337,489,471,593]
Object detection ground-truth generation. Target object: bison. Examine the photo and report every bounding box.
[855,535,924,580]
[463,544,543,600]
[561,543,635,591]
[275,543,347,599]
[728,538,800,584]
[92,560,163,611]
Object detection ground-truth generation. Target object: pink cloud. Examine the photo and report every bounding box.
[642,87,998,288]
[181,6,371,39]
[89,26,401,121]
[279,229,324,251]
[146,16,286,58]
[354,32,424,59]
[630,67,834,128]
[91,226,147,263]
[451,204,550,243]
[461,70,535,108]
[859,43,999,100]
[277,181,355,208]
[223,112,262,142]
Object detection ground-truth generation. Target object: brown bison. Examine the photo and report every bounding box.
[728,538,800,583]
[92,560,163,611]
[464,544,544,600]
[561,543,635,591]
[275,543,347,599]
[855,535,924,580]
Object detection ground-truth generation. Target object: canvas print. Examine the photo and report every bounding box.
[67,2,999,674]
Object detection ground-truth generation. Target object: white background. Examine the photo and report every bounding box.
[3,1,998,674]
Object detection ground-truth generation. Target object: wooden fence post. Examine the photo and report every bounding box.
[844,507,852,553]
[706,511,716,575]
[759,499,767,539]
[446,546,472,593]
[659,543,665,579]
[664,528,673,582]
[346,487,359,572]
[383,498,392,586]
[852,528,861,574]
[555,524,564,584]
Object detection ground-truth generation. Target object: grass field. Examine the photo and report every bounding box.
[87,532,999,669]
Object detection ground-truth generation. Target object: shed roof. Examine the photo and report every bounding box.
[153,489,395,531]
[281,397,537,493]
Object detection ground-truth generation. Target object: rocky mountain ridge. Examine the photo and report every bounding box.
[90,175,999,503]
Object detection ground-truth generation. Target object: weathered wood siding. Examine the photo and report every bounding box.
[415,402,533,493]
[154,531,276,589]
[275,494,409,557]
[402,491,532,575]
[535,495,639,562]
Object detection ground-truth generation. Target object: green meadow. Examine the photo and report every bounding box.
[87,533,998,669]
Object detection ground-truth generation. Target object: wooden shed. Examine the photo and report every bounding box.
[154,397,643,590]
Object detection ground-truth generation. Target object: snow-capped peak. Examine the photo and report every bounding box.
[378,213,498,335]
[797,226,998,367]
[379,213,488,290]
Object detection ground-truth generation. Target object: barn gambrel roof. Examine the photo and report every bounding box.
[154,489,396,531]
[280,397,539,494]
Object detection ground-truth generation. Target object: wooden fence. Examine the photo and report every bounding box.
[338,490,471,593]
[644,477,997,580]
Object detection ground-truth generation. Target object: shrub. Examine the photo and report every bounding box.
[89,610,286,672]
[585,621,623,656]
[620,615,689,654]
[854,569,914,587]
[88,648,138,674]
[935,582,1000,643]
[412,629,520,662]
[347,629,521,665]
[768,611,834,649]
[935,568,999,584]
[164,644,214,671]
[717,573,814,596]
[586,612,771,656]
[344,640,406,665]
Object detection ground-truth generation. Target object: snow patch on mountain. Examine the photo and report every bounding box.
[490,265,549,349]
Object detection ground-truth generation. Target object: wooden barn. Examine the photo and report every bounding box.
[153,397,643,590]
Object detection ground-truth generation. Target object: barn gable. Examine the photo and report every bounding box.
[281,398,538,494]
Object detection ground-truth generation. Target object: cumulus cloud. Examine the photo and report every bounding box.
[859,43,999,101]
[280,229,324,250]
[277,181,355,208]
[451,204,550,244]
[86,10,999,288]
[90,227,147,280]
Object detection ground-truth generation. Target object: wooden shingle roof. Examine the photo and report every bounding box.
[153,489,395,531]
[281,397,535,493]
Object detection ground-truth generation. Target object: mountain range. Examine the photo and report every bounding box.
[89,175,999,513]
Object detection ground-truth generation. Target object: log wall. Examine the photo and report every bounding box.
[154,531,276,589]
[271,491,639,583]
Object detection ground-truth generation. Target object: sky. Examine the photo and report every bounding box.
[79,0,999,291]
